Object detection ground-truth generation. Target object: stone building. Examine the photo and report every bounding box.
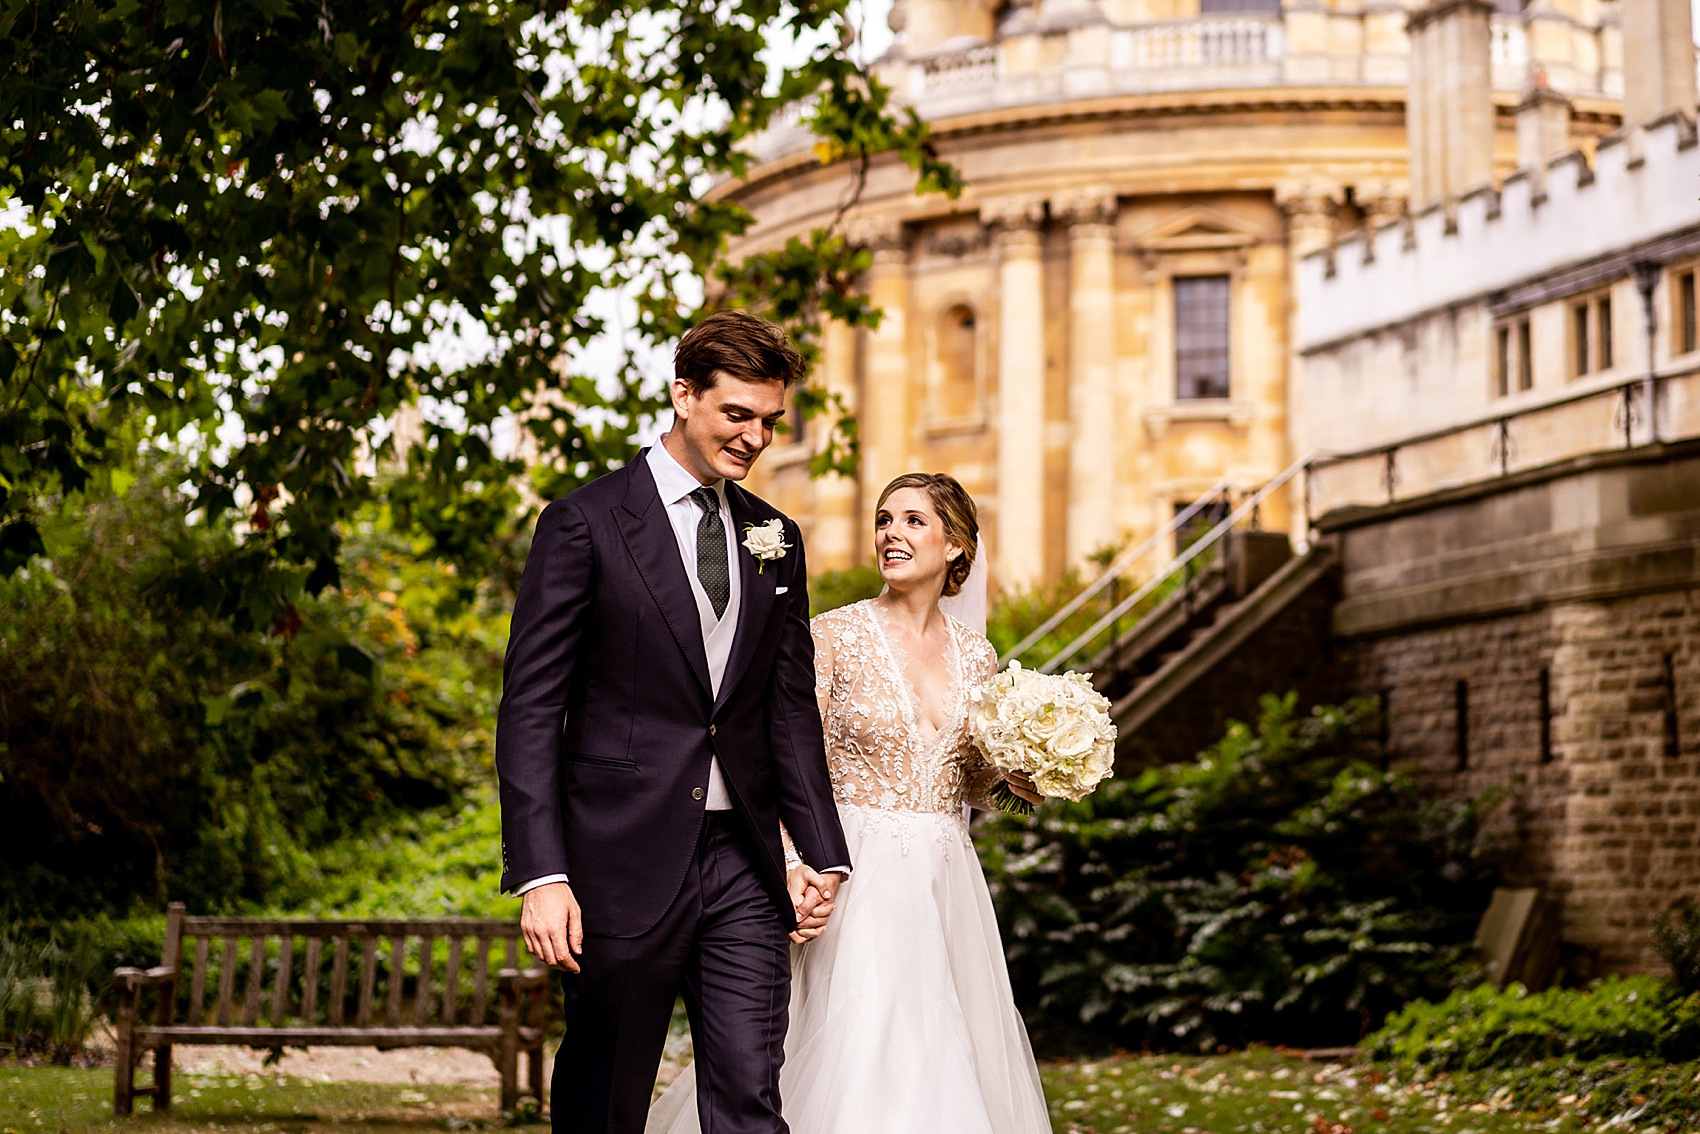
[722,0,1626,588]
[1296,0,1700,971]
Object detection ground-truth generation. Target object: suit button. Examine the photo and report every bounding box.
[692,787,705,801]
[709,724,717,736]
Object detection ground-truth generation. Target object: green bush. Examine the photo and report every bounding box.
[1367,975,1700,1070]
[0,928,106,1063]
[1654,901,1700,996]
[809,565,883,616]
[976,694,1495,1052]
[0,462,509,918]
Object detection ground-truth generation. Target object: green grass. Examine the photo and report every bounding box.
[1040,1048,1700,1134]
[1,1066,525,1134]
[13,1050,1696,1134]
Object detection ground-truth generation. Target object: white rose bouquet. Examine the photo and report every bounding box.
[968,660,1117,815]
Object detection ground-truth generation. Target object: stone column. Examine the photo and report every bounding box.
[1277,184,1341,542]
[812,315,862,570]
[1516,79,1572,191]
[1059,187,1119,568]
[985,195,1048,589]
[1621,0,1697,128]
[854,218,912,549]
[1406,0,1496,210]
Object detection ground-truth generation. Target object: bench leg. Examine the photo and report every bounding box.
[152,1043,173,1111]
[113,989,137,1116]
[527,1042,544,1107]
[498,1046,519,1112]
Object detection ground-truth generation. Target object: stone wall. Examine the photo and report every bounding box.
[1322,443,1700,972]
[1340,594,1700,972]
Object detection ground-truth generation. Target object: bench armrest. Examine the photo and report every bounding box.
[113,966,177,991]
[495,967,550,991]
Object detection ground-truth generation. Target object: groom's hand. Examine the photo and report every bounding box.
[521,881,584,973]
[786,865,845,944]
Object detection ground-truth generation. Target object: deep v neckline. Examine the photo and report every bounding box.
[865,600,963,746]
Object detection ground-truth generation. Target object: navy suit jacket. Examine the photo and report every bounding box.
[495,453,851,938]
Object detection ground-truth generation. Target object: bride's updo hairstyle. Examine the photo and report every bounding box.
[875,472,979,598]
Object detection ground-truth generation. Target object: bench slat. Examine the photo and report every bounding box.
[133,1025,514,1048]
[386,937,405,1027]
[413,935,434,1027]
[329,937,350,1027]
[241,937,266,1027]
[271,936,294,1024]
[181,918,516,936]
[356,936,378,1027]
[471,937,491,1024]
[443,937,463,1025]
[188,937,210,1026]
[215,937,238,1027]
[301,937,321,1024]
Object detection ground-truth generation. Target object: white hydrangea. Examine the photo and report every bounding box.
[968,660,1117,803]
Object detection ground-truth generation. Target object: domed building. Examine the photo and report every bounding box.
[721,0,1626,590]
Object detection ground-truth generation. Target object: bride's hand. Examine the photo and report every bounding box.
[1004,770,1044,806]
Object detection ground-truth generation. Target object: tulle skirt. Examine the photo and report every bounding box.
[645,804,1051,1134]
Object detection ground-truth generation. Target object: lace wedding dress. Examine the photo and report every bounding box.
[646,599,1052,1134]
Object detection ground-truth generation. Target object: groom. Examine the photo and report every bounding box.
[495,310,852,1134]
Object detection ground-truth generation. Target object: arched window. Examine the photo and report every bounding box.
[935,304,979,420]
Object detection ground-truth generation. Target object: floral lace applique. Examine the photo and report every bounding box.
[810,600,1002,822]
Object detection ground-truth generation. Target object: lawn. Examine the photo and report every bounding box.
[6,1049,1661,1134]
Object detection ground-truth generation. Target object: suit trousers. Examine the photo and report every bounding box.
[553,812,792,1134]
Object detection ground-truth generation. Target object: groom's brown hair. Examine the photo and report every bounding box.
[675,310,806,395]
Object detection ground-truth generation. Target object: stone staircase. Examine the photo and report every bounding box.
[1085,531,1340,770]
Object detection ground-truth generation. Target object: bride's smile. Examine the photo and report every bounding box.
[875,486,961,594]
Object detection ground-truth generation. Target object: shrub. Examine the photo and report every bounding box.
[0,928,106,1063]
[0,462,509,918]
[1367,975,1700,1070]
[976,694,1496,1052]
[1654,901,1700,996]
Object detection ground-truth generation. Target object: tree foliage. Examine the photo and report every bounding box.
[0,457,509,916]
[0,0,957,627]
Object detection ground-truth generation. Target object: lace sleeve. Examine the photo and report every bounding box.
[962,631,1006,811]
[810,614,837,738]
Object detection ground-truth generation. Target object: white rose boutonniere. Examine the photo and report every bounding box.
[741,518,791,574]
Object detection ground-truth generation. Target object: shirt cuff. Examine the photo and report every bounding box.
[516,873,569,895]
[818,865,851,878]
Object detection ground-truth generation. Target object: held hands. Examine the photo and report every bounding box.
[786,864,845,945]
[521,881,584,973]
[1003,770,1045,807]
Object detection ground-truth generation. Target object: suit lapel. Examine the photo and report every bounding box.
[615,458,713,701]
[714,483,779,714]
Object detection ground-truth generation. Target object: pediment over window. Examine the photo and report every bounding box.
[1131,206,1264,251]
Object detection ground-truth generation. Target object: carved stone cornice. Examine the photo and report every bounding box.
[979,194,1047,235]
[846,215,908,264]
[923,226,992,258]
[1055,186,1119,230]
[1406,0,1494,35]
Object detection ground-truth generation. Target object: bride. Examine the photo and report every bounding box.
[647,472,1053,1134]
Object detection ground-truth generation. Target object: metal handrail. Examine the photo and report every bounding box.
[1309,365,1697,475]
[999,475,1234,666]
[1037,450,1321,675]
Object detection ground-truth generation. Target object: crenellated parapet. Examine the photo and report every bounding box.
[1299,113,1700,354]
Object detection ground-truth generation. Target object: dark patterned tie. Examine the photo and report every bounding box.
[690,486,730,619]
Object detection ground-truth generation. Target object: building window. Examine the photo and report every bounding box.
[1201,0,1282,12]
[1673,265,1697,356]
[934,304,979,420]
[1571,290,1614,378]
[1174,275,1231,401]
[1495,314,1533,397]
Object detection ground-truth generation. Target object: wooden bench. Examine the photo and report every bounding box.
[112,903,550,1116]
